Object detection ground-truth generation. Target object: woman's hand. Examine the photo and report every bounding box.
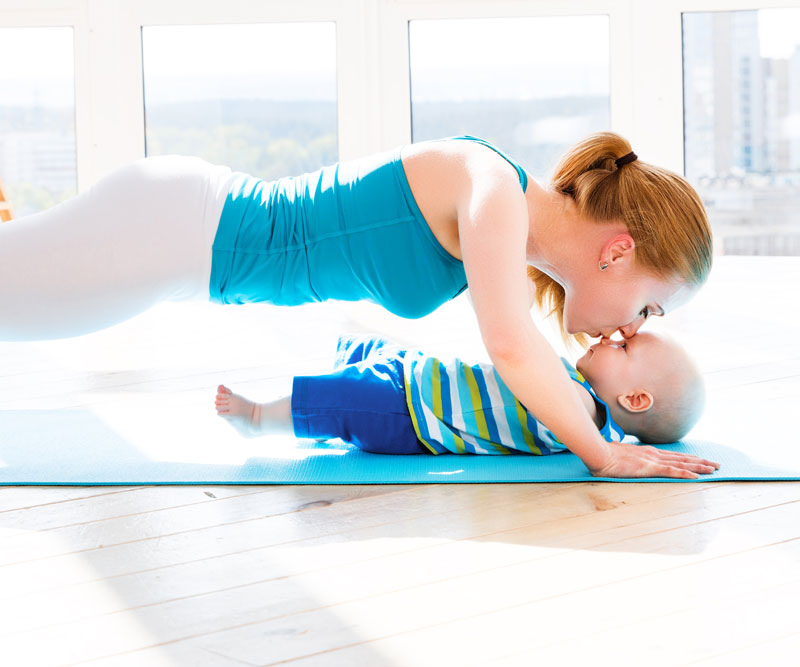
[589,441,720,479]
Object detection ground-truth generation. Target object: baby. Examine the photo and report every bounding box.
[214,331,706,455]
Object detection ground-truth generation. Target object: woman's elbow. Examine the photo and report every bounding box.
[482,330,530,366]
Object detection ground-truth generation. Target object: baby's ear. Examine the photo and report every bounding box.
[617,390,654,414]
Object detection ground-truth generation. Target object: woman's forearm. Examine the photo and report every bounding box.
[487,330,613,471]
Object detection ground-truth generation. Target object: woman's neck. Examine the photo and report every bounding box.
[523,182,578,283]
[523,181,626,285]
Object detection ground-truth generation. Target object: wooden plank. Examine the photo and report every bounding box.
[2,482,709,632]
[0,484,296,514]
[484,576,800,667]
[275,552,800,667]
[188,511,799,666]
[689,632,800,666]
[0,483,580,595]
[1,482,788,614]
[1,484,796,662]
[6,501,795,666]
[0,486,146,511]
[61,643,264,667]
[0,483,389,536]
[0,482,423,559]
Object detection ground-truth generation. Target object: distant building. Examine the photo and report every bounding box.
[683,10,800,256]
[764,58,790,172]
[731,12,766,173]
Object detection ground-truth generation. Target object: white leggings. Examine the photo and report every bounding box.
[0,156,235,341]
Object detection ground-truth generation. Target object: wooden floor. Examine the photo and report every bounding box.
[1,256,798,666]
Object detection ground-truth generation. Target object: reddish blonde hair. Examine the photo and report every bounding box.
[528,132,713,345]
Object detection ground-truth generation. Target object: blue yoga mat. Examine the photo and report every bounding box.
[1,407,798,485]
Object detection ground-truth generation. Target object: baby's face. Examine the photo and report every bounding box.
[575,331,674,404]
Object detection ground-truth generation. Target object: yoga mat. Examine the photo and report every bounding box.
[1,406,798,485]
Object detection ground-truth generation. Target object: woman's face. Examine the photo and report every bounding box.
[562,268,696,339]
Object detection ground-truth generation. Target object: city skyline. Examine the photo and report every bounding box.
[684,11,800,177]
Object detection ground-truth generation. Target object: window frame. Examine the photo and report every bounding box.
[1,0,799,190]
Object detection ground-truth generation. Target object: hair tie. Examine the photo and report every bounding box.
[615,151,638,169]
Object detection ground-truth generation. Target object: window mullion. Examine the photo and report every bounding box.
[79,0,145,189]
[630,0,685,174]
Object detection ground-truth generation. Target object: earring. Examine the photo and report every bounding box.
[599,261,609,271]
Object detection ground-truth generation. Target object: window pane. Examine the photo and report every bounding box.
[409,16,610,180]
[0,27,77,217]
[142,23,338,180]
[683,9,800,255]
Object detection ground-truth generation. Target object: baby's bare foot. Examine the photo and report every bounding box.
[215,384,263,438]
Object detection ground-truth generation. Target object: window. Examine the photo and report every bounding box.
[683,9,800,255]
[408,15,610,181]
[141,22,338,181]
[0,27,77,217]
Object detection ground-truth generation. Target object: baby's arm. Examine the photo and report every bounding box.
[214,385,292,438]
[573,383,603,430]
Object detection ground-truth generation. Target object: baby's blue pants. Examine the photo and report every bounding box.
[291,336,428,454]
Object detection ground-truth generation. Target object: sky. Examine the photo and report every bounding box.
[758,8,800,58]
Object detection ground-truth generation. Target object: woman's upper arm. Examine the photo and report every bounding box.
[456,168,533,353]
[455,165,613,471]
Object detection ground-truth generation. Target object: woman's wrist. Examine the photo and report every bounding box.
[574,437,613,473]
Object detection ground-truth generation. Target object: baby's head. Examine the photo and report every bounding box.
[575,332,705,444]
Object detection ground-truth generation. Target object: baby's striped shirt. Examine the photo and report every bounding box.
[403,353,625,455]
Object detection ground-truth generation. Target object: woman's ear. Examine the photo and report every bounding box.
[617,389,653,414]
[599,233,636,268]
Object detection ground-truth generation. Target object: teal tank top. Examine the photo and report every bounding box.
[449,135,528,191]
[209,136,527,318]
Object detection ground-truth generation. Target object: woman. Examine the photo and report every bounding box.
[0,133,717,479]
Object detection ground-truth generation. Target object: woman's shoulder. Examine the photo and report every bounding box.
[401,137,525,189]
[403,135,506,159]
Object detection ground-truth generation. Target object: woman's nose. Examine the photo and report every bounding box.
[619,318,644,339]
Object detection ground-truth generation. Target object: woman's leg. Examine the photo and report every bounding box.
[0,155,232,341]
